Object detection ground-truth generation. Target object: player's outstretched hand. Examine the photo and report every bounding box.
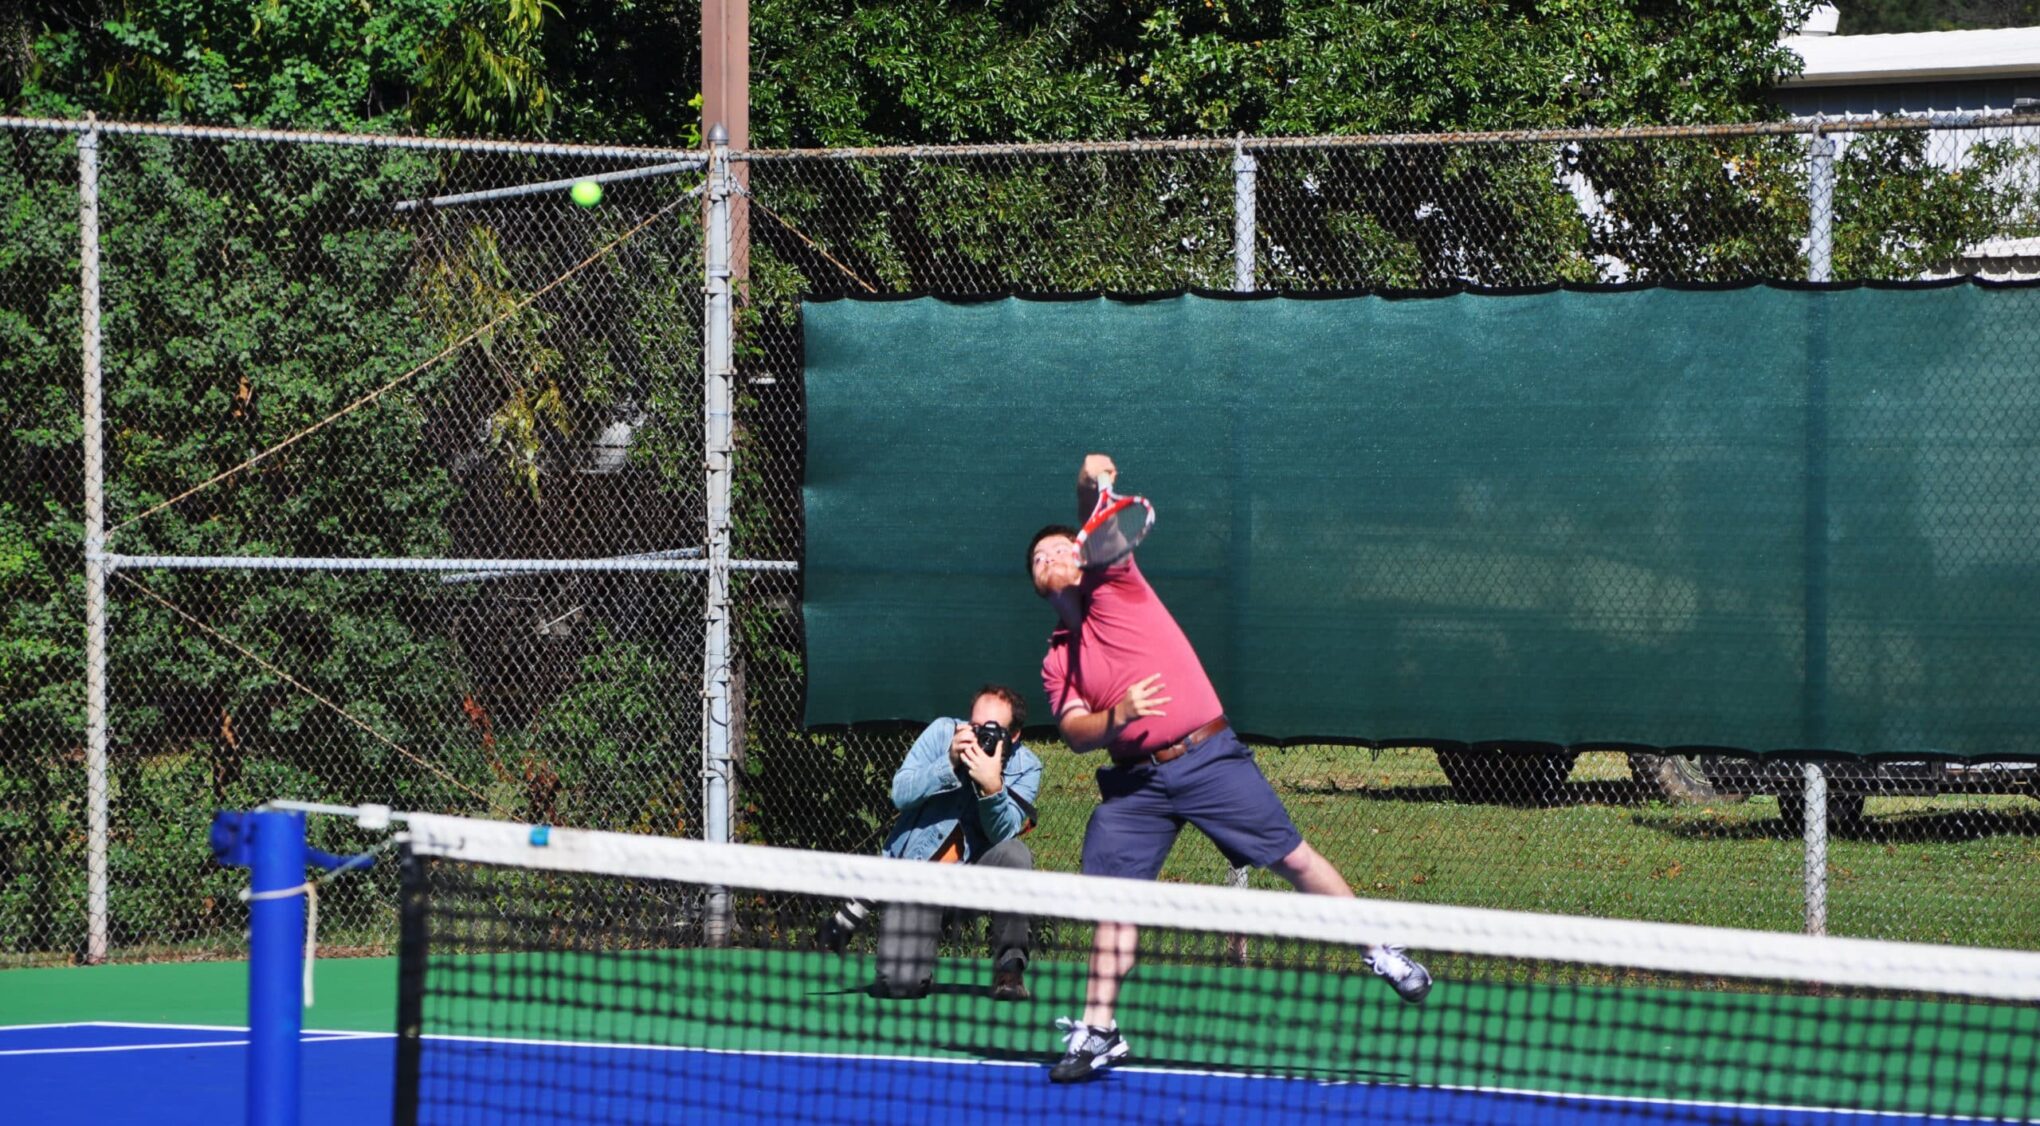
[1113,673,1170,727]
[1080,452,1117,489]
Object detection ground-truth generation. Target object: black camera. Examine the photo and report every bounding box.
[957,721,1011,792]
[970,720,1009,758]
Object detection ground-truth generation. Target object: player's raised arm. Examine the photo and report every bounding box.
[1073,454,1152,568]
[1076,453,1118,519]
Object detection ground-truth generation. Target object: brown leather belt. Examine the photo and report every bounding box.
[1115,716,1228,768]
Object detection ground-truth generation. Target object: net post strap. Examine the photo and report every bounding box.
[235,842,389,1007]
[239,882,317,1006]
[400,811,2040,1003]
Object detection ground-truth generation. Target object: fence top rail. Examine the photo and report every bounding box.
[104,553,800,575]
[737,111,2040,163]
[10,111,2036,166]
[0,115,703,162]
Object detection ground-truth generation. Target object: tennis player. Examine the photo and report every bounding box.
[1031,453,1432,1084]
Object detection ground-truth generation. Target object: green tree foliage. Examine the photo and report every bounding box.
[415,0,560,135]
[5,0,705,143]
[1833,131,2027,274]
[11,0,437,126]
[540,1,704,146]
[748,0,1815,148]
[6,0,562,135]
[731,1,2023,291]
[726,0,1836,316]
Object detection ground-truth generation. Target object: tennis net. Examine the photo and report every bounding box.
[392,812,2040,1124]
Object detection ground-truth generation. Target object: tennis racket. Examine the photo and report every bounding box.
[1074,472,1155,568]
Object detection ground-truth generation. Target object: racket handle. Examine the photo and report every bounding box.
[1094,470,1115,496]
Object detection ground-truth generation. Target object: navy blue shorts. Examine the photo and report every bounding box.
[1079,726,1304,879]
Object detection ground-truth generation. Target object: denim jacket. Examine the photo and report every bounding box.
[881,717,1043,862]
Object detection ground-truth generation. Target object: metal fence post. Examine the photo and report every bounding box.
[702,125,736,946]
[79,121,112,965]
[1807,123,1836,286]
[1802,122,1838,938]
[1803,763,1829,935]
[1232,141,1257,292]
[1226,140,1257,916]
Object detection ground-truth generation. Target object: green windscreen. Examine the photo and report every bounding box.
[802,285,2040,759]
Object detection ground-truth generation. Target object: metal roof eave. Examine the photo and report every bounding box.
[1781,26,2040,87]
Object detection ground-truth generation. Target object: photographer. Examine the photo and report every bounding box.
[821,684,1043,1001]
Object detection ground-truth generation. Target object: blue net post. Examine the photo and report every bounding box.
[247,809,308,1126]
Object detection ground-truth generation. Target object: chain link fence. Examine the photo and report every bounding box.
[4,113,2038,967]
[3,120,714,964]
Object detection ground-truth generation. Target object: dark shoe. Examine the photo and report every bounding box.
[871,978,930,1000]
[816,916,851,954]
[817,900,870,953]
[990,966,1031,1002]
[1049,1017,1128,1083]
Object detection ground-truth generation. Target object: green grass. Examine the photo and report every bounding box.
[6,747,2034,969]
[1022,746,2040,949]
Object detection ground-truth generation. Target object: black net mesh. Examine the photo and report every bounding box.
[394,826,2040,1125]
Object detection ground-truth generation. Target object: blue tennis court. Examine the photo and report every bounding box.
[1,1020,2013,1125]
[0,1022,393,1125]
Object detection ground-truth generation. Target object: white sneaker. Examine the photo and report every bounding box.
[1366,944,1433,1004]
[1050,1016,1130,1083]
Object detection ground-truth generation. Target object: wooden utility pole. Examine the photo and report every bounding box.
[701,0,751,290]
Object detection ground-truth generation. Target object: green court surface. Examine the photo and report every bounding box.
[0,957,394,1033]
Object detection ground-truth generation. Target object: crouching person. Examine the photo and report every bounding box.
[820,684,1043,1001]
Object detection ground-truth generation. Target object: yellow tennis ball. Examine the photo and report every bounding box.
[570,180,603,207]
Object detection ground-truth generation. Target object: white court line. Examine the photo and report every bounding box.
[0,1039,254,1057]
[3,1021,245,1033]
[56,1020,245,1032]
[0,1022,391,1057]
[3,1020,388,1036]
[0,1036,380,1057]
